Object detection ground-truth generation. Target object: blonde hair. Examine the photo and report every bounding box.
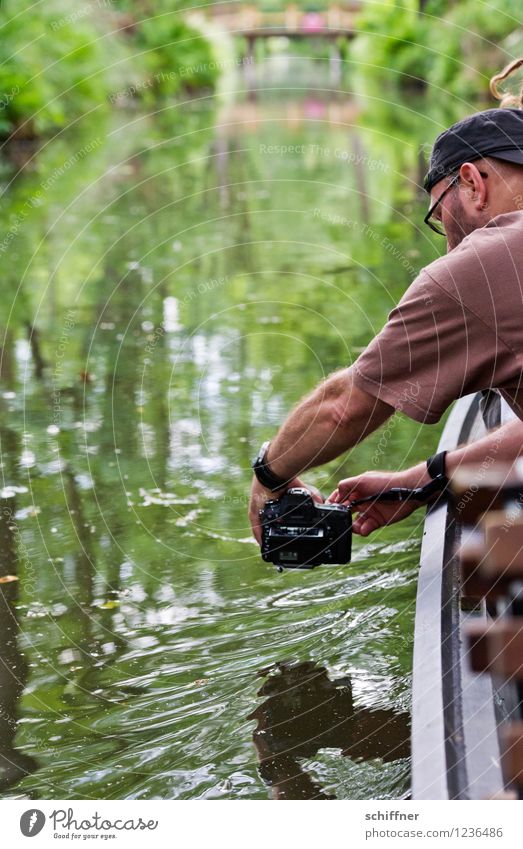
[490,58,523,108]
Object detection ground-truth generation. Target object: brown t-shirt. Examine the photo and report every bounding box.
[352,210,523,423]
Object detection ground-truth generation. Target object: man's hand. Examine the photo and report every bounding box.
[249,476,324,546]
[246,373,393,549]
[327,464,429,536]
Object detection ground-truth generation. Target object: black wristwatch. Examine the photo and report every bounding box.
[252,441,289,492]
[426,450,449,493]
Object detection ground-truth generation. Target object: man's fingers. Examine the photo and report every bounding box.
[250,515,262,545]
[353,507,381,534]
[337,478,362,503]
[338,487,363,506]
[337,477,357,494]
[249,478,326,550]
[355,516,380,536]
[326,488,339,503]
[352,505,383,535]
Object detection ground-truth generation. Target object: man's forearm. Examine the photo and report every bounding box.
[394,419,523,489]
[402,417,523,491]
[446,417,523,474]
[265,369,393,481]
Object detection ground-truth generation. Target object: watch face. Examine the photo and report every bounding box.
[252,441,287,491]
[253,441,270,468]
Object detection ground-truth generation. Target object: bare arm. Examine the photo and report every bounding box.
[248,368,394,542]
[265,368,393,478]
[446,416,523,473]
[332,417,523,536]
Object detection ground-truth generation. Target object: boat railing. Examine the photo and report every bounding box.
[413,392,523,799]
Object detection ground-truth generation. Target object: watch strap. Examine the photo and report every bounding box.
[426,450,449,491]
[252,441,289,492]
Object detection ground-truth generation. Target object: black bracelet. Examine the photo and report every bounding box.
[426,450,449,490]
[252,441,289,492]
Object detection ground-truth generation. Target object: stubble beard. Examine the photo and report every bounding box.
[445,195,489,251]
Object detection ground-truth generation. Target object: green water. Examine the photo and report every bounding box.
[0,60,456,800]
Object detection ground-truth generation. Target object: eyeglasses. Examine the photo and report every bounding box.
[424,170,489,236]
[424,173,460,236]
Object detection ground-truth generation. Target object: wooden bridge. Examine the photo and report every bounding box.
[199,3,362,40]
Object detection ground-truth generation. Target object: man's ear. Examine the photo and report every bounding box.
[459,162,488,208]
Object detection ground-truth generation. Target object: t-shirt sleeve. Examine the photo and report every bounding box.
[351,270,514,424]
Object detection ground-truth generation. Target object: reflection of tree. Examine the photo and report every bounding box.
[0,86,433,797]
[59,467,144,706]
[0,428,38,792]
[248,660,410,799]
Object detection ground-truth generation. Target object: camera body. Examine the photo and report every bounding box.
[260,487,351,569]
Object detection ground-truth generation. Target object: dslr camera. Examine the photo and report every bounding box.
[260,487,351,570]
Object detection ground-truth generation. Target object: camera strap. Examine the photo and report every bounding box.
[350,476,448,509]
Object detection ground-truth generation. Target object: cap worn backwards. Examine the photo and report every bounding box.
[424,108,523,193]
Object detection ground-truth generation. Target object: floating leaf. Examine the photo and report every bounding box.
[0,574,19,583]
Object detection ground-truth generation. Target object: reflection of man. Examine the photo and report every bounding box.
[249,109,523,537]
[248,661,410,800]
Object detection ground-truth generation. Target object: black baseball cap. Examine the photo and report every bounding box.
[424,108,523,192]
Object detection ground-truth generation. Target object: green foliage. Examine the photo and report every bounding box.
[353,0,523,99]
[109,0,218,96]
[426,0,523,99]
[0,0,135,137]
[135,12,217,96]
[0,0,217,139]
[352,0,431,87]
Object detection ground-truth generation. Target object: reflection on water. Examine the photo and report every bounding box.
[0,475,38,792]
[249,661,410,799]
[0,60,453,799]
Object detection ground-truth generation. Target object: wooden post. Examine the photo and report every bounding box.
[328,4,342,29]
[243,4,260,31]
[286,4,299,31]
[245,35,256,91]
[329,42,342,86]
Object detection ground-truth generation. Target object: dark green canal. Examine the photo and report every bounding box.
[0,58,458,799]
